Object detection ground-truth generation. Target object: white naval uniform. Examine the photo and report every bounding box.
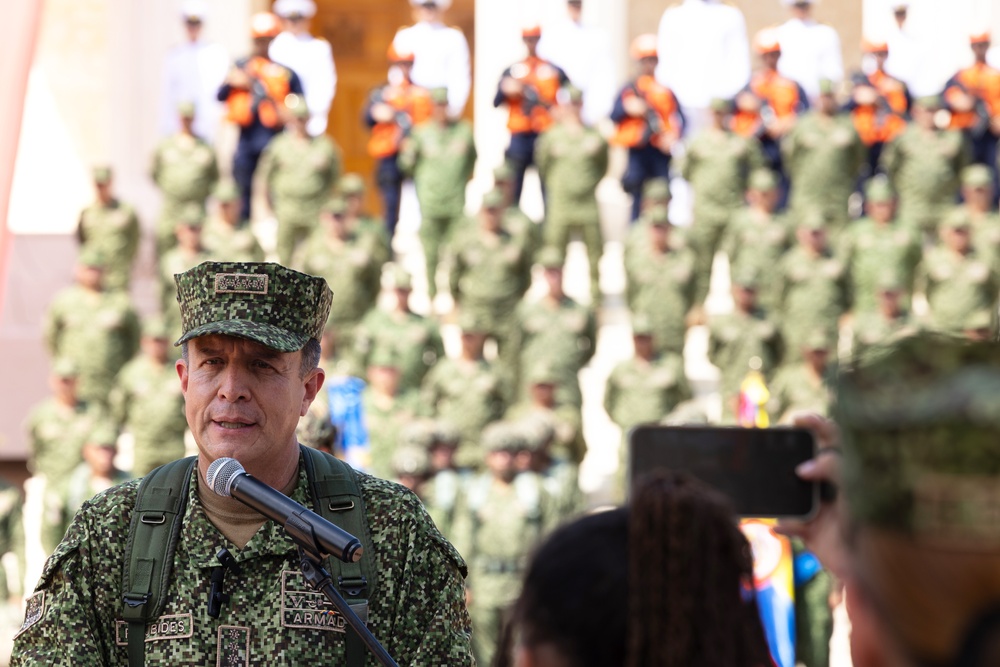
[269,31,337,136]
[655,0,750,135]
[775,17,844,102]
[536,18,616,126]
[160,39,229,142]
[393,21,471,118]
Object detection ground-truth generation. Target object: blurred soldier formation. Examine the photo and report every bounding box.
[13,0,1000,665]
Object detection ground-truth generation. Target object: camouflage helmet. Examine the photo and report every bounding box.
[399,420,438,450]
[482,421,525,452]
[392,445,430,477]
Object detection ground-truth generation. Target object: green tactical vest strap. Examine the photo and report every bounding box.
[122,456,198,667]
[300,445,376,667]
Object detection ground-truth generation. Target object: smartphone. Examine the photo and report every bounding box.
[628,425,818,519]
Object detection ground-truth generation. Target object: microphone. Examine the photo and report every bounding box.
[206,457,363,563]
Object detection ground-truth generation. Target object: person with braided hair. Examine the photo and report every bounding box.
[499,471,773,667]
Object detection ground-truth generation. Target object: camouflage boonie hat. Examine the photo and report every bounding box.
[642,177,671,201]
[52,357,80,378]
[177,101,196,118]
[92,165,113,184]
[214,180,240,202]
[339,173,366,196]
[875,269,905,292]
[368,347,401,369]
[748,169,779,192]
[286,94,309,118]
[535,246,565,268]
[962,309,995,333]
[87,423,119,447]
[482,422,524,452]
[864,176,896,203]
[392,445,430,476]
[174,262,333,353]
[430,87,449,105]
[961,164,993,188]
[559,84,584,105]
[836,334,1000,545]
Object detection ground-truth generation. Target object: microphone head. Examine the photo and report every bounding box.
[205,457,245,497]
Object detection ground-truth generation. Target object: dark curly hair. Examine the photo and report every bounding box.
[500,471,772,667]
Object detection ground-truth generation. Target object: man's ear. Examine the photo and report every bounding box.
[300,367,325,417]
[176,357,189,394]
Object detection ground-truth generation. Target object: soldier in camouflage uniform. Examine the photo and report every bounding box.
[353,265,444,394]
[722,169,793,313]
[13,261,474,664]
[512,402,583,528]
[782,80,866,232]
[535,85,609,304]
[201,181,265,263]
[150,101,219,256]
[419,313,507,469]
[919,214,999,332]
[292,197,384,351]
[880,94,971,234]
[680,98,765,311]
[420,421,469,548]
[447,189,533,371]
[44,249,140,408]
[362,350,421,480]
[257,102,342,265]
[398,88,477,302]
[767,329,836,423]
[295,322,357,453]
[76,166,140,292]
[453,422,547,666]
[493,162,541,262]
[624,205,697,354]
[506,363,587,466]
[777,211,849,351]
[708,266,783,423]
[109,318,188,476]
[945,164,1000,271]
[839,177,922,315]
[158,207,212,336]
[623,177,673,263]
[511,246,596,408]
[391,445,431,496]
[849,271,919,356]
[339,174,392,268]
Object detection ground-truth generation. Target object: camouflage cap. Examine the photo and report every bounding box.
[804,327,834,351]
[799,208,828,231]
[430,87,449,105]
[818,78,836,96]
[389,264,413,290]
[457,310,490,333]
[177,203,205,229]
[392,445,430,476]
[286,95,310,119]
[482,421,525,452]
[961,164,994,188]
[517,415,555,452]
[875,269,905,292]
[731,263,761,289]
[52,357,80,378]
[481,188,506,210]
[535,245,566,268]
[710,97,733,113]
[642,177,671,201]
[432,420,462,447]
[647,204,671,226]
[631,313,654,336]
[916,94,943,109]
[748,169,779,192]
[493,162,514,183]
[941,209,972,230]
[142,316,170,339]
[368,347,401,369]
[864,176,896,203]
[213,180,240,203]
[558,84,584,105]
[399,420,438,450]
[86,423,119,447]
[92,165,113,184]
[177,101,196,118]
[339,173,366,196]
[526,362,559,385]
[962,309,995,333]
[836,334,1000,544]
[321,196,348,216]
[173,261,333,353]
[78,244,109,269]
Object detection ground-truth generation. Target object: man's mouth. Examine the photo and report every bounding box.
[213,419,256,430]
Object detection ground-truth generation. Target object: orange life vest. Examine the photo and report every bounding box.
[503,57,564,134]
[851,104,907,146]
[612,75,682,148]
[867,70,909,115]
[224,56,293,129]
[749,70,803,121]
[367,81,433,159]
[946,63,1000,130]
[730,110,763,138]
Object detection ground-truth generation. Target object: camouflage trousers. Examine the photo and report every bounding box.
[274,201,323,266]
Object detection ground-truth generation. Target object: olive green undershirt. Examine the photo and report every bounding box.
[196,470,299,549]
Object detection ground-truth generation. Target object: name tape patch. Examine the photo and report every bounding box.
[14,591,44,639]
[115,613,194,646]
[214,273,269,296]
[281,570,348,633]
[217,625,250,667]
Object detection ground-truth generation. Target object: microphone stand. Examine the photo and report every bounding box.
[284,514,398,667]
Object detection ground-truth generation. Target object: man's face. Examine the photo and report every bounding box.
[177,335,323,474]
[415,4,442,24]
[523,35,540,55]
[429,443,456,472]
[252,36,274,57]
[83,443,117,477]
[368,365,401,395]
[762,51,781,70]
[77,264,104,291]
[873,50,889,69]
[867,199,897,223]
[963,184,993,210]
[220,200,240,225]
[639,55,657,76]
[878,289,902,315]
[529,382,556,406]
[142,336,170,364]
[184,18,202,42]
[481,206,503,232]
[946,226,972,253]
[460,331,486,358]
[176,224,202,250]
[733,285,757,312]
[95,181,113,203]
[51,374,78,404]
[973,42,991,60]
[393,287,411,310]
[543,267,563,295]
[486,449,517,481]
[804,346,829,370]
[819,93,838,115]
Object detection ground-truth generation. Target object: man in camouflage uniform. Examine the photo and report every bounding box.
[150,101,219,256]
[391,445,431,496]
[506,363,587,466]
[839,177,922,315]
[44,249,140,408]
[452,422,546,666]
[513,415,582,531]
[623,177,672,261]
[419,312,507,469]
[782,80,866,232]
[353,266,444,394]
[76,166,141,292]
[849,271,919,356]
[767,328,836,423]
[158,207,212,336]
[419,421,468,547]
[109,318,188,476]
[258,101,342,265]
[722,169,793,313]
[295,322,357,453]
[201,181,265,263]
[493,162,541,261]
[339,173,391,268]
[919,214,999,332]
[447,189,533,371]
[13,261,473,664]
[399,88,477,302]
[292,197,384,351]
[362,350,420,480]
[680,98,765,312]
[535,85,609,304]
[624,205,697,354]
[511,246,596,408]
[778,211,849,351]
[880,94,971,234]
[946,164,1000,270]
[708,266,783,423]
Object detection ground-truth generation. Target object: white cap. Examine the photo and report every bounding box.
[891,1,910,9]
[273,0,317,19]
[780,0,816,5]
[409,0,453,9]
[180,0,208,20]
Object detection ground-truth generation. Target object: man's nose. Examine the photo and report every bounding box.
[217,364,251,402]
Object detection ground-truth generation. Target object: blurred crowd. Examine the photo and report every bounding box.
[8,0,1000,664]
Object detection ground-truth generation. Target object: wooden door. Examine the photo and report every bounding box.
[313,0,475,215]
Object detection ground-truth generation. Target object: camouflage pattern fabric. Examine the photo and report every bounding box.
[918,247,999,332]
[23,398,104,490]
[766,362,836,424]
[12,464,473,665]
[778,247,848,351]
[708,308,783,421]
[839,217,922,314]
[150,134,219,255]
[603,353,692,433]
[353,309,444,395]
[722,208,793,313]
[624,240,697,355]
[77,200,141,291]
[201,218,265,264]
